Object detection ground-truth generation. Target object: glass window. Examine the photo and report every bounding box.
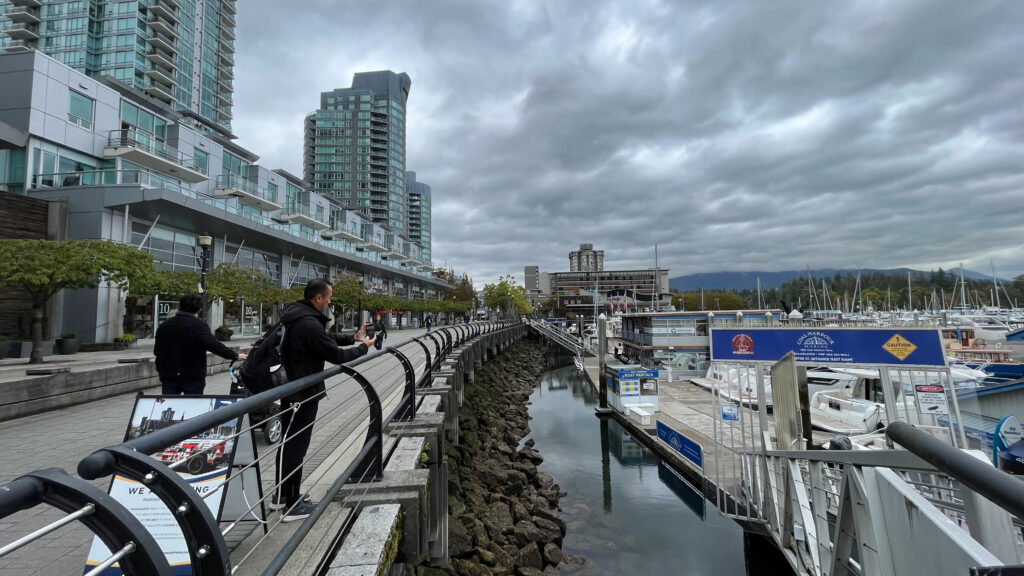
[68,90,93,128]
[193,148,208,174]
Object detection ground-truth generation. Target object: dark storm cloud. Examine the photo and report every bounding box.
[232,0,1024,286]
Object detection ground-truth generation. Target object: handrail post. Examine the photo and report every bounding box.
[383,346,417,422]
[424,332,443,368]
[2,469,173,576]
[342,365,384,483]
[410,337,433,387]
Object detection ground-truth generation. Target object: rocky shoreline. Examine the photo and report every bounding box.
[414,339,585,575]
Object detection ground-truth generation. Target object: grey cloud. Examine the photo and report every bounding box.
[232,0,1024,286]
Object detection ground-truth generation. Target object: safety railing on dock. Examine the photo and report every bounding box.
[0,321,512,575]
[527,319,593,357]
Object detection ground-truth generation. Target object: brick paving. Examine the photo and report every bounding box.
[0,327,432,576]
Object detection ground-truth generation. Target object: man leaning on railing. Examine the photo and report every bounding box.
[273,278,376,522]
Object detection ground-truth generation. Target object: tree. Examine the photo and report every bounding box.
[450,273,476,305]
[206,263,268,303]
[483,275,532,318]
[0,239,155,363]
[133,269,201,298]
[331,273,365,310]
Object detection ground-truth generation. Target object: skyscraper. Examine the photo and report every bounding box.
[569,243,604,272]
[304,71,411,233]
[405,171,431,262]
[0,0,236,133]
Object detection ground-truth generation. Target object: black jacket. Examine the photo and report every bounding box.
[279,299,368,401]
[154,312,238,383]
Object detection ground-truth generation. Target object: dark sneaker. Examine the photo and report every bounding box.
[281,500,317,523]
[269,493,309,511]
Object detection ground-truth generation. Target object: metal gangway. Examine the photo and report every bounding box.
[528,319,593,357]
[702,327,1024,576]
[0,321,519,575]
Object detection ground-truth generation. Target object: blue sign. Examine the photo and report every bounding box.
[657,421,703,468]
[606,366,658,380]
[721,404,739,421]
[710,328,946,367]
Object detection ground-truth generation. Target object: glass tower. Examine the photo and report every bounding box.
[304,71,411,233]
[0,0,236,133]
[405,171,431,262]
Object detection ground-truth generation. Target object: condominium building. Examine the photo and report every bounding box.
[304,71,411,233]
[569,243,604,272]
[0,0,236,134]
[0,50,443,346]
[405,170,430,262]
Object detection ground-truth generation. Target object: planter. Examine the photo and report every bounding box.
[0,341,9,359]
[215,332,232,342]
[55,338,81,355]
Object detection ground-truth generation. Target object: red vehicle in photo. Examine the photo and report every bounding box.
[159,437,233,475]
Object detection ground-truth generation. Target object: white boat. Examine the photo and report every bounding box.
[810,388,884,435]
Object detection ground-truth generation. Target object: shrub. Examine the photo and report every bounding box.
[118,333,136,343]
[215,326,233,336]
[0,335,8,342]
[60,332,77,340]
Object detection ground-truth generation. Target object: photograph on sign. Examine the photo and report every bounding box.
[913,384,950,415]
[84,396,242,576]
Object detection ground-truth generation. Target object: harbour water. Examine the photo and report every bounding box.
[525,360,794,575]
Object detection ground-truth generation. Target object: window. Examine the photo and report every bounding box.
[68,90,93,128]
[193,148,208,174]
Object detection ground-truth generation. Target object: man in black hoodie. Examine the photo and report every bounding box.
[154,293,245,395]
[274,278,375,521]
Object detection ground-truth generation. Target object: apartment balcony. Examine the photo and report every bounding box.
[220,9,235,27]
[147,14,177,37]
[220,23,234,41]
[103,129,208,183]
[216,90,232,106]
[3,39,35,52]
[321,225,362,242]
[216,75,232,91]
[273,206,328,230]
[161,0,179,8]
[212,173,281,211]
[219,66,234,80]
[356,237,388,252]
[143,62,175,86]
[145,47,176,69]
[5,5,40,23]
[219,36,234,53]
[146,30,176,53]
[6,22,39,40]
[148,0,178,22]
[142,79,174,103]
[218,50,233,66]
[9,0,42,7]
[222,0,236,15]
[217,107,232,121]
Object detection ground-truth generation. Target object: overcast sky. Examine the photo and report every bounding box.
[231,0,1024,287]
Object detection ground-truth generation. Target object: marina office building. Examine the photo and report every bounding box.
[0,50,446,345]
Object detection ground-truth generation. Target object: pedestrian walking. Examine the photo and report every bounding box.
[154,293,245,395]
[463,312,470,324]
[373,313,388,350]
[274,279,374,521]
[424,313,433,333]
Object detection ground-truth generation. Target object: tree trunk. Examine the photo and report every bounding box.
[30,305,44,364]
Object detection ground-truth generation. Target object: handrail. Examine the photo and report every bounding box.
[886,421,1024,519]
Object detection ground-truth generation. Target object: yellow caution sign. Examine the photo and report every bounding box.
[882,334,917,361]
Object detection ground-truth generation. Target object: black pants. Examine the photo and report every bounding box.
[161,378,205,395]
[277,395,320,506]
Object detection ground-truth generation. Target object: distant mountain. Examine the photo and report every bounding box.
[669,268,992,291]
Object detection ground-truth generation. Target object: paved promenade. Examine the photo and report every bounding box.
[0,326,433,576]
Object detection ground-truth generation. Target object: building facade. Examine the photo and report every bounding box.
[569,243,603,272]
[0,0,236,133]
[405,170,430,262]
[303,71,411,234]
[0,51,443,345]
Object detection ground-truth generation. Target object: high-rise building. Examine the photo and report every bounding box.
[405,171,430,262]
[0,0,237,134]
[569,243,604,272]
[304,71,411,233]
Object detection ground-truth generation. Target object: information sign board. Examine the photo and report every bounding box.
[657,421,703,469]
[710,328,945,367]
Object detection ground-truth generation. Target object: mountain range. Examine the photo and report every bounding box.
[668,268,993,292]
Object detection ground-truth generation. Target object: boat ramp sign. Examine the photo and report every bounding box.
[710,328,946,367]
[914,384,950,415]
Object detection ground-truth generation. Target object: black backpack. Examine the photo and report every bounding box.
[238,322,289,394]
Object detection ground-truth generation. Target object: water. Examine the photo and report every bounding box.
[525,362,792,575]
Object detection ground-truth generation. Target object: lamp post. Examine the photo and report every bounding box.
[198,235,212,320]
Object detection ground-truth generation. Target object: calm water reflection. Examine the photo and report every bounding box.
[525,362,785,576]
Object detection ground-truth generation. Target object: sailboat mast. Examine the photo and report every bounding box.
[907,271,912,311]
[959,264,967,313]
[992,260,1001,310]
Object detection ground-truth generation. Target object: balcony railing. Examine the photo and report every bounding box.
[274,204,329,230]
[212,173,281,211]
[103,129,208,183]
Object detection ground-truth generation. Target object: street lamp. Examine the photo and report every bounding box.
[198,235,212,319]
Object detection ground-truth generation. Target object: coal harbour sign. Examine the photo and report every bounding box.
[710,328,945,367]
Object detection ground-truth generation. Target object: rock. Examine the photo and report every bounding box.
[475,546,497,566]
[542,542,563,566]
[449,514,474,557]
[483,501,515,536]
[535,472,555,490]
[532,516,563,544]
[455,559,494,576]
[513,519,547,546]
[531,508,566,534]
[516,568,545,576]
[517,542,544,570]
[524,438,535,448]
[511,499,530,523]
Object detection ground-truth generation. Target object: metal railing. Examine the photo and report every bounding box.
[0,322,514,575]
[106,129,204,174]
[527,319,593,357]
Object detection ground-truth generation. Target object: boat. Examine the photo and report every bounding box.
[951,347,1024,380]
[810,388,884,435]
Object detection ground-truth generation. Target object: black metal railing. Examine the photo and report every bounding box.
[0,321,516,575]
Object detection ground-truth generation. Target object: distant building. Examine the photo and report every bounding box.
[569,243,604,272]
[406,171,431,262]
